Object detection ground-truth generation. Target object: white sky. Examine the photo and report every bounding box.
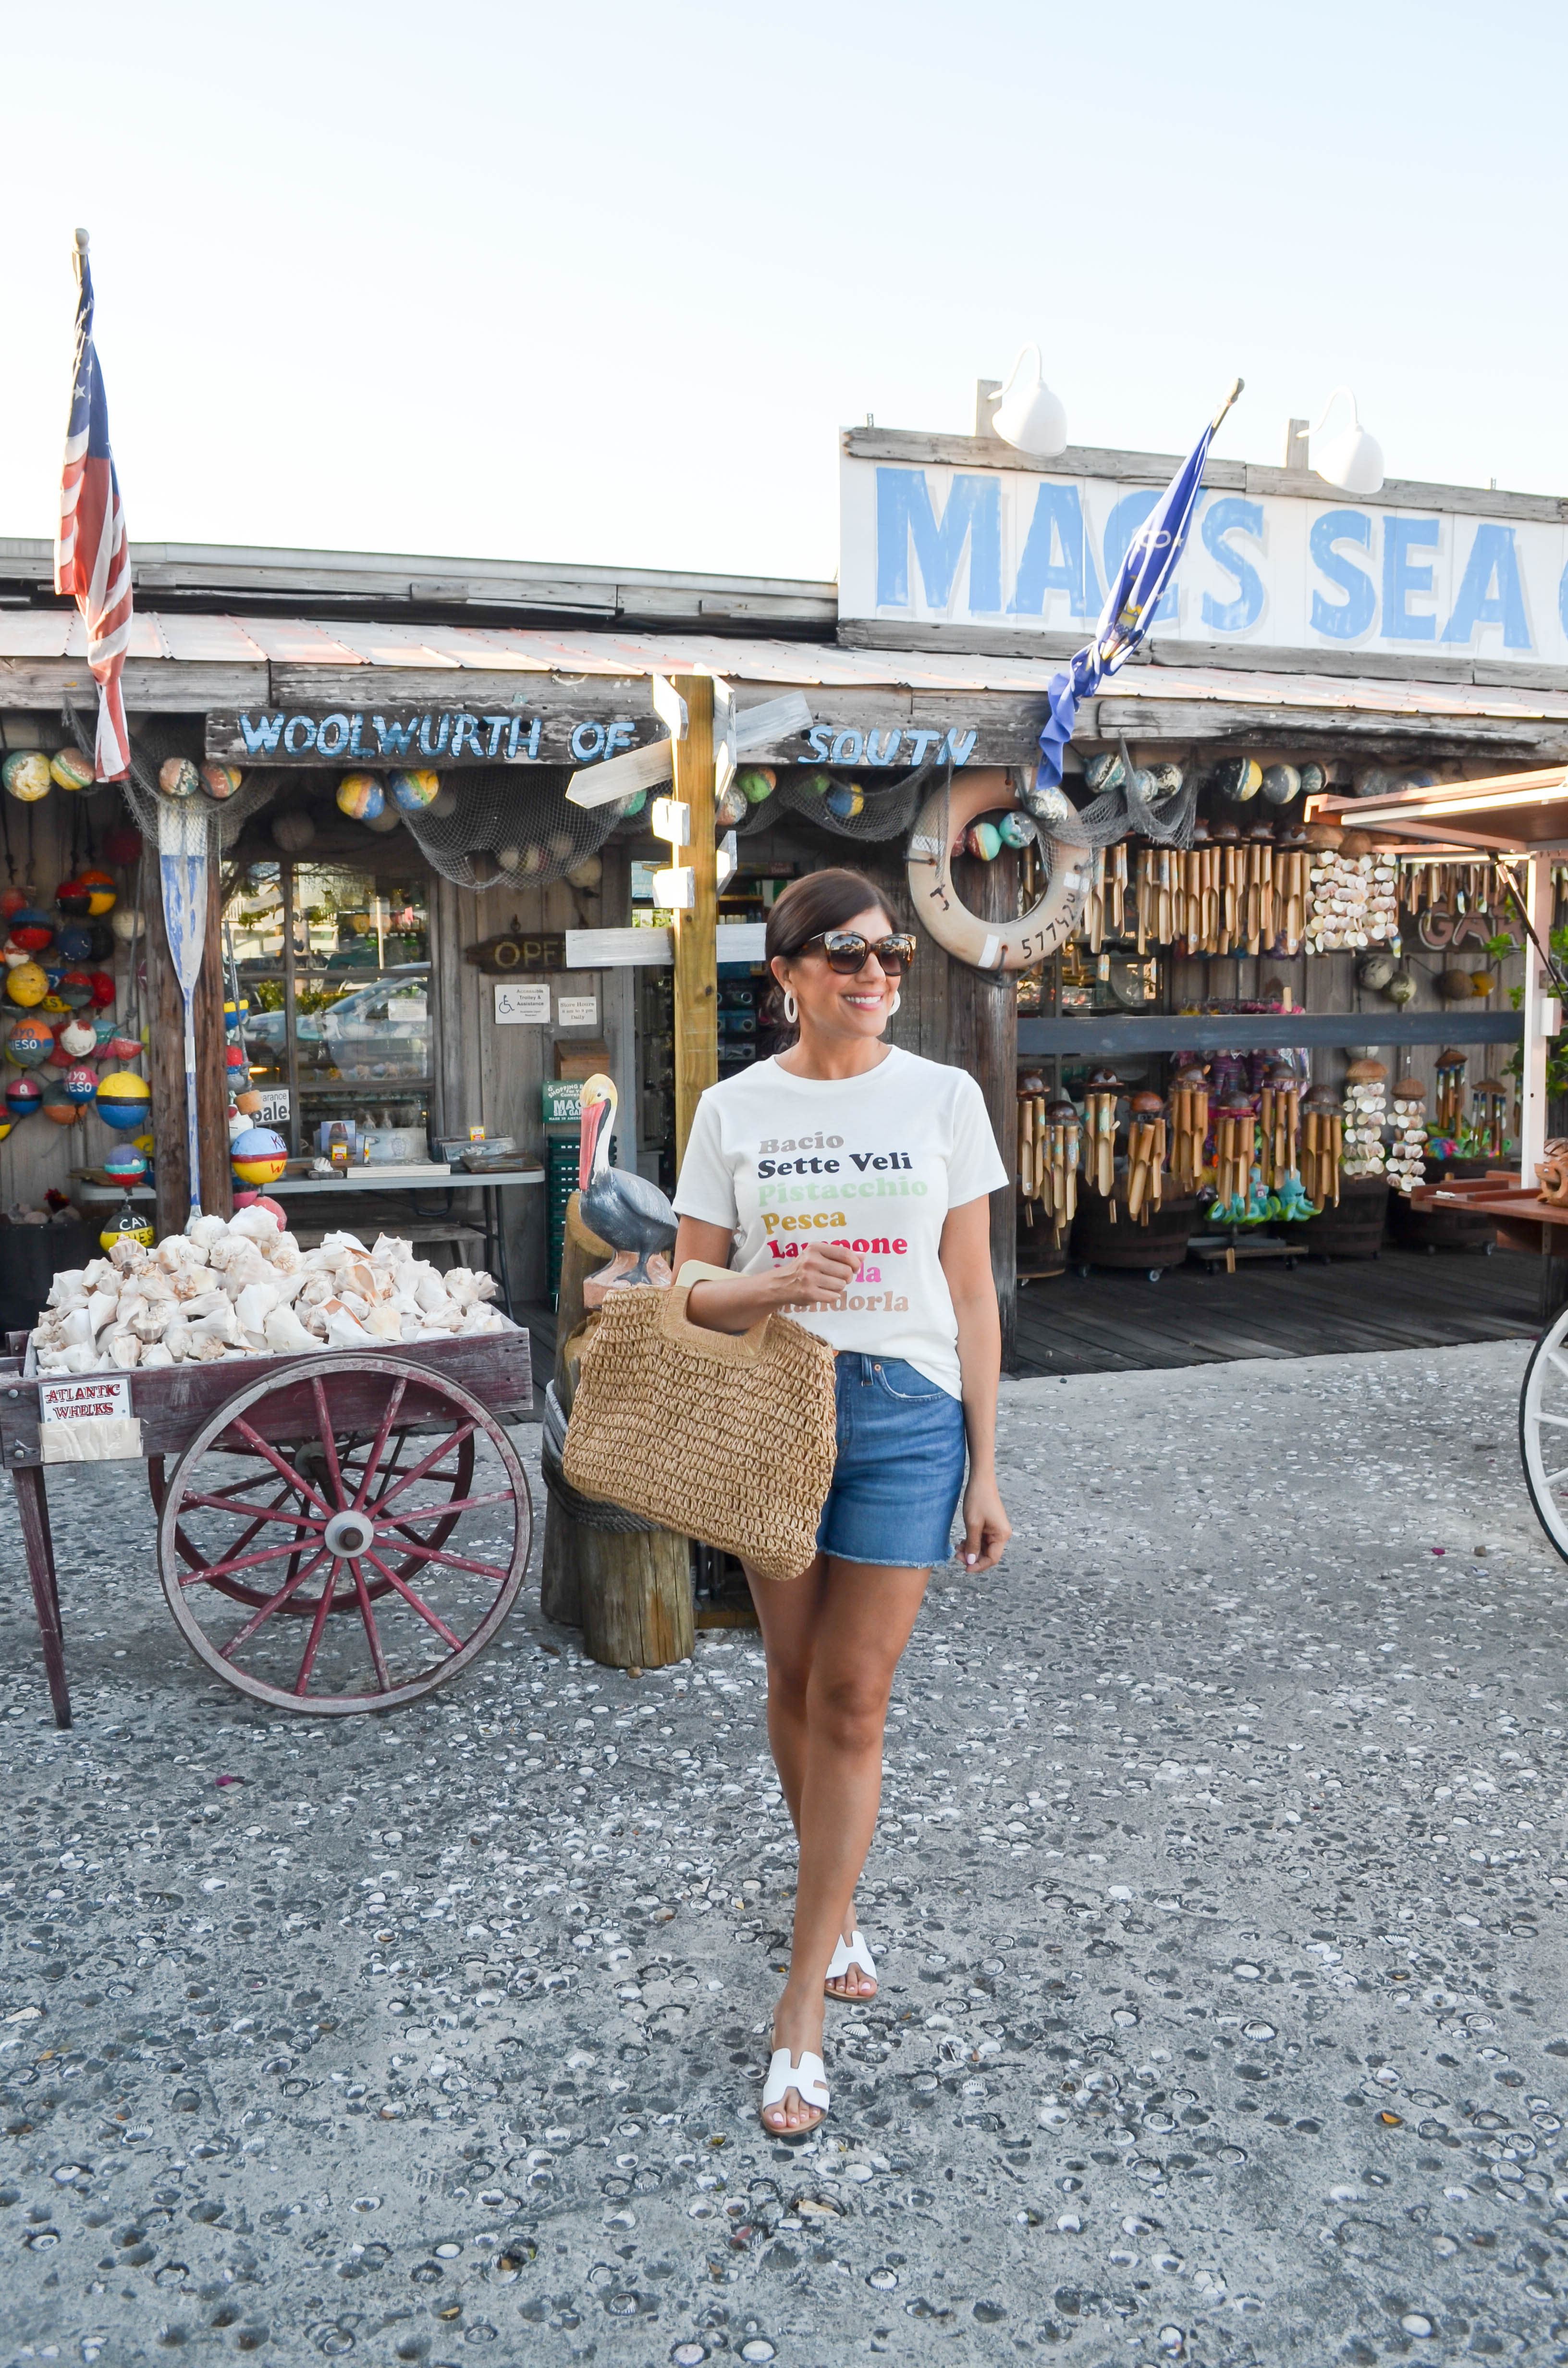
[1,0,1563,582]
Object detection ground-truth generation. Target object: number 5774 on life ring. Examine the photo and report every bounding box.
[906,766,1090,974]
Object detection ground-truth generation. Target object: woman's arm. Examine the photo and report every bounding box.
[673,1216,858,1334]
[939,1194,1010,1572]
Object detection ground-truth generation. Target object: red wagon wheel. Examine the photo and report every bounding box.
[148,1423,477,1613]
[156,1354,531,1715]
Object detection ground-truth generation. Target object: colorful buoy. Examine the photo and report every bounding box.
[336,772,385,822]
[201,763,243,802]
[6,1015,53,1068]
[103,824,141,867]
[86,970,116,1010]
[58,1015,97,1058]
[110,906,144,944]
[159,756,203,799]
[62,1064,98,1106]
[229,1124,288,1186]
[104,1146,148,1183]
[40,1082,79,1126]
[95,1069,152,1132]
[55,971,95,1011]
[222,993,250,1031]
[55,878,89,919]
[10,909,53,953]
[5,1073,41,1121]
[50,748,95,792]
[77,868,117,917]
[2,751,52,802]
[389,768,440,813]
[99,1194,154,1254]
[6,962,48,1008]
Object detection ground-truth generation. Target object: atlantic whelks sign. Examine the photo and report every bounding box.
[206,706,1001,767]
[841,443,1568,663]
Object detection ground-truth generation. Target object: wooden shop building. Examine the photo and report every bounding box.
[2,398,1567,1355]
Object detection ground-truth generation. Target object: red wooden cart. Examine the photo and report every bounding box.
[5,1332,534,1728]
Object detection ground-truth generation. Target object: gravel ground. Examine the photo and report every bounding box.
[0,1338,1565,2368]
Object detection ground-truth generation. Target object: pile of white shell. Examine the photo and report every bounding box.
[31,1208,508,1376]
[1341,1079,1389,1180]
[1387,1087,1428,1196]
[1306,851,1401,952]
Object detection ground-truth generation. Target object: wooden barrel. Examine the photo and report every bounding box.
[1299,1174,1390,1259]
[1070,1193,1199,1274]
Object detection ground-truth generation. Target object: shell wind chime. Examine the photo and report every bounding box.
[1124,1092,1167,1223]
[1472,1075,1509,1161]
[1300,1084,1343,1207]
[1387,1075,1427,1196]
[1213,1093,1256,1212]
[1341,1057,1389,1180]
[1258,1061,1302,1189]
[1168,1064,1210,1196]
[1434,1048,1467,1136]
[1306,828,1401,953]
[1082,1069,1123,1203]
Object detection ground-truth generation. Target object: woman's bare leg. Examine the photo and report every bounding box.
[747,1559,879,2004]
[753,1557,928,2132]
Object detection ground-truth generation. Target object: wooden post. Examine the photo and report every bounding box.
[1520,848,1553,1188]
[671,674,717,1167]
[539,1193,693,1663]
[949,850,1019,1371]
[147,843,232,1240]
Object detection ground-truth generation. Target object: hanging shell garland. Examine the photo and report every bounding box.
[1341,1057,1389,1180]
[1387,1076,1427,1196]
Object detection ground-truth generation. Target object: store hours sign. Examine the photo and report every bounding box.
[841,439,1568,665]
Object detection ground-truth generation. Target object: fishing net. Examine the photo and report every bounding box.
[397,765,641,891]
[62,704,281,859]
[735,757,941,844]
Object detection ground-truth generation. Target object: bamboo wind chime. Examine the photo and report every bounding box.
[1125,1092,1167,1223]
[1472,1077,1509,1160]
[1135,848,1176,954]
[1300,1084,1343,1208]
[1079,844,1129,951]
[1435,1048,1467,1136]
[1083,1070,1122,1211]
[1040,1098,1081,1242]
[1257,1061,1301,1189]
[1168,1065,1210,1196]
[1213,1095,1255,1212]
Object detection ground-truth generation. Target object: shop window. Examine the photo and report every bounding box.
[223,861,432,1157]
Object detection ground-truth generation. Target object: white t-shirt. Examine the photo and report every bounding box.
[673,1047,1008,1396]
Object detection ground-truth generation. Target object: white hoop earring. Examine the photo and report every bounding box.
[890,989,901,1013]
[784,990,798,1024]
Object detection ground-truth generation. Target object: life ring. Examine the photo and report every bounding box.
[906,767,1088,973]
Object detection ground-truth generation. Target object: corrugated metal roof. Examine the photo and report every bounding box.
[8,612,1568,724]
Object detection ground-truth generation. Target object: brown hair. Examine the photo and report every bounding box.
[763,869,901,1041]
[764,868,899,965]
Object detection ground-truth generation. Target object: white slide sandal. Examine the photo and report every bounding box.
[759,2047,830,2134]
[824,1930,878,1999]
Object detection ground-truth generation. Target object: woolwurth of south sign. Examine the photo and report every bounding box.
[205,705,1023,767]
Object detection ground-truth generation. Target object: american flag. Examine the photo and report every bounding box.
[54,230,132,781]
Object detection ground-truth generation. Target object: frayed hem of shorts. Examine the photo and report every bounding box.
[818,1544,953,1571]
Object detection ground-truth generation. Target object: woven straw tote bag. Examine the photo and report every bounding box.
[561,1281,838,1583]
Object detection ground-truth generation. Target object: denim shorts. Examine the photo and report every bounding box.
[815,1353,968,1570]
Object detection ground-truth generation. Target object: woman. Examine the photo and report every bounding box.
[672,867,1011,2136]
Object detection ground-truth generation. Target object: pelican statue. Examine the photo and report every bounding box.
[576,1072,678,1289]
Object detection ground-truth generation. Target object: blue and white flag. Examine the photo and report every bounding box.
[1038,378,1243,789]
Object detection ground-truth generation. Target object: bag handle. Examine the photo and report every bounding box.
[658,1276,773,1360]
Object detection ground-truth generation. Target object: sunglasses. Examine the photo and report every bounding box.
[800,930,918,977]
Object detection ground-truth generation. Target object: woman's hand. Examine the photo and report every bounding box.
[957,1469,1010,1572]
[774,1240,859,1309]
